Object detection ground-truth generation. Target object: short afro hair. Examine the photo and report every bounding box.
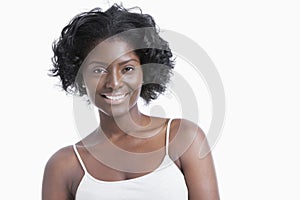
[49,4,174,103]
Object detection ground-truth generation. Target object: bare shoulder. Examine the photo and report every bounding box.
[42,145,82,199]
[170,118,205,135]
[168,118,207,160]
[169,119,219,199]
[43,145,82,187]
[45,145,77,172]
[169,118,206,144]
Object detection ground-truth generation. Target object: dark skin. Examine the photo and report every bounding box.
[42,40,220,200]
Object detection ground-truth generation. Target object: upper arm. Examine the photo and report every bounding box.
[175,120,220,200]
[42,146,75,200]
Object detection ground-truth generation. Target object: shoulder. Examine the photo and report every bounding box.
[169,118,205,142]
[168,119,220,199]
[44,145,79,179]
[42,145,83,199]
[46,145,76,166]
[168,118,206,159]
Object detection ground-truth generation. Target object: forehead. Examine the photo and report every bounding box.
[83,39,137,65]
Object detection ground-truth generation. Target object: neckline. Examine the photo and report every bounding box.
[83,155,173,184]
[74,118,175,184]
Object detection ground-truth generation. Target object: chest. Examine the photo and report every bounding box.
[74,157,188,200]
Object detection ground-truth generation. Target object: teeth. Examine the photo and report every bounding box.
[105,94,126,100]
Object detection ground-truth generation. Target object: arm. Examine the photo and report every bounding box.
[42,146,75,200]
[178,120,220,200]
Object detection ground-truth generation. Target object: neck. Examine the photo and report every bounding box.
[98,105,150,138]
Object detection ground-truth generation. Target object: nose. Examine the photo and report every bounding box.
[105,66,123,89]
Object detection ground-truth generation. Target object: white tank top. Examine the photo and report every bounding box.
[73,119,188,200]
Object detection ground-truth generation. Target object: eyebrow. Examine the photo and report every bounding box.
[118,58,139,66]
[87,61,108,67]
[88,58,139,68]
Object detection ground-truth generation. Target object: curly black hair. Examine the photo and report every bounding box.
[49,4,174,103]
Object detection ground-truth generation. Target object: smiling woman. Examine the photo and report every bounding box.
[81,40,143,116]
[42,4,220,200]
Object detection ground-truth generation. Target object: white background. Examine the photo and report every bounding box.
[1,0,299,199]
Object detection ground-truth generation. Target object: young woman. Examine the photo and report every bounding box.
[42,4,219,200]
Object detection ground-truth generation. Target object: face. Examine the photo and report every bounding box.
[81,39,143,117]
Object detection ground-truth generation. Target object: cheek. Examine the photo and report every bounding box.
[83,75,104,100]
[125,69,143,87]
[129,74,143,104]
[129,87,142,106]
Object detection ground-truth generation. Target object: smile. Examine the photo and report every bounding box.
[104,94,126,100]
[101,93,129,104]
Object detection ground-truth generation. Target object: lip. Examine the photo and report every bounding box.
[100,92,129,105]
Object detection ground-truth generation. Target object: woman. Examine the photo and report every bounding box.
[42,4,219,200]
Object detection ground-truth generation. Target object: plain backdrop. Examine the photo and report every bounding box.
[0,0,299,199]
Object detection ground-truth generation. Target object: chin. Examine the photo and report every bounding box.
[96,100,139,119]
[99,106,130,118]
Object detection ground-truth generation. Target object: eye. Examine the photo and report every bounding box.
[122,65,135,73]
[93,67,107,74]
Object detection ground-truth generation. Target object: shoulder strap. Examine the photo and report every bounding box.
[165,118,174,155]
[73,144,87,173]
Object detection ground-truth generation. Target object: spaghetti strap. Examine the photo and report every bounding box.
[165,118,174,155]
[73,144,87,173]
